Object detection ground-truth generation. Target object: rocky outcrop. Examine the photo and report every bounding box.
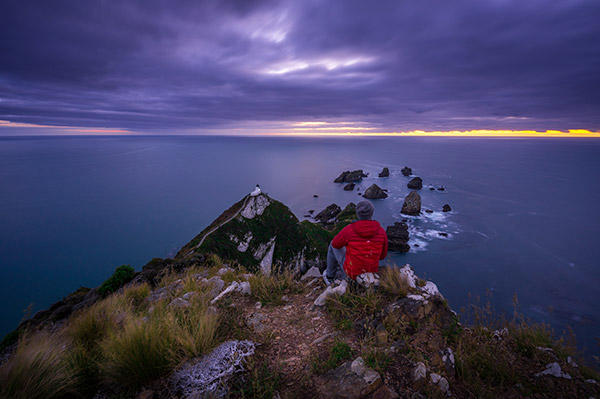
[378,167,389,177]
[363,184,388,199]
[177,193,330,275]
[386,222,410,252]
[401,191,421,215]
[314,357,382,399]
[401,166,412,176]
[334,170,368,183]
[343,183,355,191]
[315,204,342,224]
[442,204,451,212]
[407,177,423,189]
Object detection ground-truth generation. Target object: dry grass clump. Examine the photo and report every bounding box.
[121,282,151,309]
[100,316,176,389]
[379,266,410,297]
[248,271,300,305]
[0,333,79,399]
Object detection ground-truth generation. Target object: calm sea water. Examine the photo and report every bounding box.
[1,136,599,355]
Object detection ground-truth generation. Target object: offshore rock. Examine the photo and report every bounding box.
[378,167,390,177]
[401,166,413,176]
[386,222,410,252]
[407,177,423,189]
[334,170,368,183]
[344,183,356,191]
[401,191,421,215]
[442,204,451,212]
[363,184,388,199]
[315,203,342,224]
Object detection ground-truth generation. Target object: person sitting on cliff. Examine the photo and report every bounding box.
[323,200,388,286]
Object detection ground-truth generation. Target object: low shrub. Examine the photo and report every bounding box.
[312,340,353,374]
[98,265,135,297]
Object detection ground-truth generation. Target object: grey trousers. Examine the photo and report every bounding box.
[325,243,349,280]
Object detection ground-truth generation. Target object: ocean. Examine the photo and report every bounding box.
[1,135,599,356]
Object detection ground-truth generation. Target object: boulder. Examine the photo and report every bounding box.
[378,167,390,178]
[334,170,368,183]
[442,204,451,212]
[315,204,342,223]
[314,357,382,399]
[407,177,423,189]
[401,191,421,215]
[401,166,412,176]
[386,223,410,252]
[363,184,388,199]
[344,183,356,191]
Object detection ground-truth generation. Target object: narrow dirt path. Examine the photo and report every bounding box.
[194,195,250,250]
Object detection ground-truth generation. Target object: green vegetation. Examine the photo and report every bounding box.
[231,362,281,399]
[248,270,301,305]
[312,340,353,374]
[0,329,20,352]
[98,264,135,297]
[364,348,392,373]
[326,288,384,323]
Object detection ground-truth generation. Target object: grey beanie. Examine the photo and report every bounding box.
[356,201,374,220]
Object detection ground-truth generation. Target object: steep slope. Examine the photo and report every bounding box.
[176,193,333,274]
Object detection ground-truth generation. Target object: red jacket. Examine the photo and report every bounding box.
[332,220,388,280]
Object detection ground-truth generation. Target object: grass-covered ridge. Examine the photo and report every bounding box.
[177,194,337,273]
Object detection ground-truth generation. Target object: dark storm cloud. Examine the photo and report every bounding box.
[1,0,599,132]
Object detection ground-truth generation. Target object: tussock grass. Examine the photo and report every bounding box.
[326,289,383,322]
[230,361,281,399]
[100,317,176,389]
[248,271,300,305]
[363,347,392,373]
[379,266,410,297]
[0,333,78,399]
[121,282,150,309]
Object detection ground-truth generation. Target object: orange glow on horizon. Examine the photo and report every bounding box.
[264,129,600,138]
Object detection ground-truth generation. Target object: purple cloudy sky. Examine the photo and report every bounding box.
[1,0,599,135]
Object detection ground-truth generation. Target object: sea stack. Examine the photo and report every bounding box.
[401,191,421,215]
[362,184,388,199]
[407,177,423,190]
[378,167,390,177]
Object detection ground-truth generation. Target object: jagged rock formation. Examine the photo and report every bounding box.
[386,222,410,252]
[407,177,423,189]
[362,184,388,199]
[315,203,342,224]
[401,191,421,215]
[176,193,331,275]
[401,166,412,176]
[378,167,389,177]
[334,170,368,183]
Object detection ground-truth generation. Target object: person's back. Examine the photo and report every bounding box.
[324,201,388,284]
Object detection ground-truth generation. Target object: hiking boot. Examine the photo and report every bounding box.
[322,270,335,287]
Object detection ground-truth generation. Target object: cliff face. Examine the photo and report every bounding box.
[176,193,333,275]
